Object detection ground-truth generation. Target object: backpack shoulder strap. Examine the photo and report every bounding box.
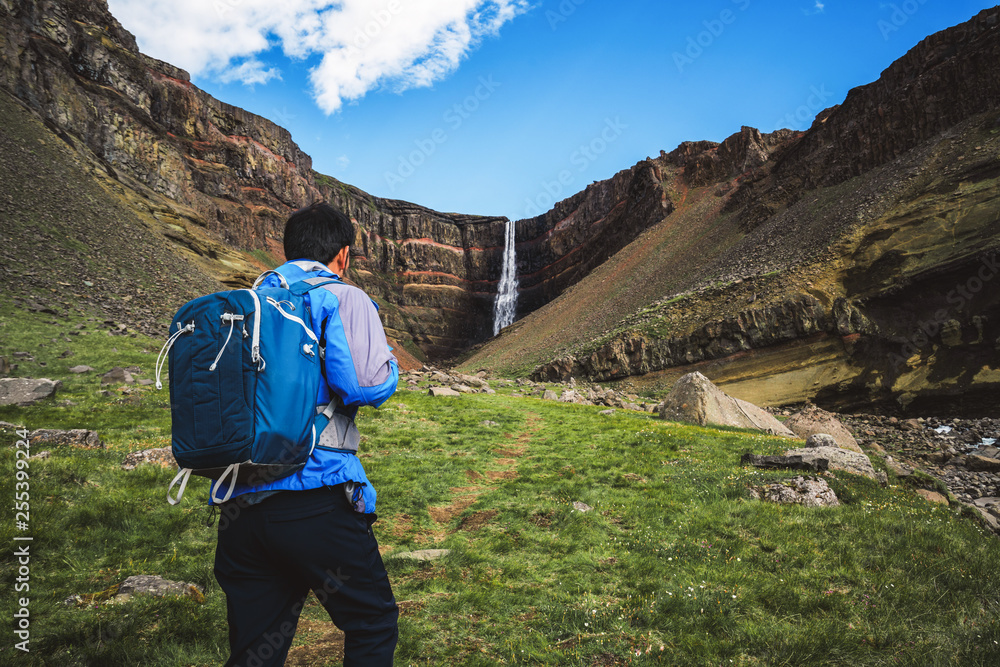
[252,270,289,290]
[289,276,344,296]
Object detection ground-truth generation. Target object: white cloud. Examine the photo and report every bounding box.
[336,155,351,170]
[217,59,282,86]
[107,0,529,113]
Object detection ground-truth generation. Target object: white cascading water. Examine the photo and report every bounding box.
[493,218,518,335]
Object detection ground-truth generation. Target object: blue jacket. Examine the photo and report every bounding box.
[212,260,399,511]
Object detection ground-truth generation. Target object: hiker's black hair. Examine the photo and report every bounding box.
[283,202,353,265]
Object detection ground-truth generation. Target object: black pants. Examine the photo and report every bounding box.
[214,486,398,666]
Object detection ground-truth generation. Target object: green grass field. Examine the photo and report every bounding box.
[2,305,999,666]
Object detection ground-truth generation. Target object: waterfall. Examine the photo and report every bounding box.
[493,218,518,335]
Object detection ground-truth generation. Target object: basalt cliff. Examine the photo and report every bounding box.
[0,0,669,359]
[467,7,1000,416]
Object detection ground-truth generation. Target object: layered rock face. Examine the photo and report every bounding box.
[0,0,676,357]
[514,160,674,314]
[728,7,1000,231]
[512,8,1000,413]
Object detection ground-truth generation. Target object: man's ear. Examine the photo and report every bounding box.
[327,246,350,275]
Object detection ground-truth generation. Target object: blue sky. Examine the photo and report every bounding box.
[107,0,995,221]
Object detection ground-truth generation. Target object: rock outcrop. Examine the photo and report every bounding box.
[786,405,862,453]
[657,372,795,437]
[0,378,59,406]
[506,8,1000,414]
[749,476,840,507]
[784,446,881,482]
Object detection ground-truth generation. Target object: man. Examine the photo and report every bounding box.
[213,202,400,666]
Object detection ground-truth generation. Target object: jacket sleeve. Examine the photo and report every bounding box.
[321,285,399,407]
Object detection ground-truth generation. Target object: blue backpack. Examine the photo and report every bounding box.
[156,272,341,505]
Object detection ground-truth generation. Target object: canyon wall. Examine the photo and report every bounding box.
[0,0,673,357]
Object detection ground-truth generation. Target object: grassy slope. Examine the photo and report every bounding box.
[2,307,999,666]
[0,88,266,337]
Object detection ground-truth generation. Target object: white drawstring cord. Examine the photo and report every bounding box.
[155,322,195,389]
[208,314,244,371]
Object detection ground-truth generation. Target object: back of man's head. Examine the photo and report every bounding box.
[283,202,353,265]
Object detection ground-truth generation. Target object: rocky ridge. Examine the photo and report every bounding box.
[505,8,1000,413]
[0,0,678,358]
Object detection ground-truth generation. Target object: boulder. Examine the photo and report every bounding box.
[542,389,558,400]
[428,387,460,397]
[64,575,205,607]
[784,445,879,481]
[750,476,840,507]
[785,405,862,452]
[559,390,590,404]
[805,434,839,448]
[657,372,795,437]
[29,429,103,448]
[966,454,1000,473]
[101,367,135,385]
[115,575,205,602]
[68,365,94,374]
[0,378,60,406]
[121,447,177,470]
[915,489,949,505]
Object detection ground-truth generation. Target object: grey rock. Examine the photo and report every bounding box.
[121,447,176,470]
[967,455,1000,473]
[657,372,795,437]
[450,384,475,393]
[572,501,593,512]
[68,365,94,373]
[750,476,840,507]
[428,387,461,397]
[786,405,862,452]
[784,445,879,480]
[481,420,499,427]
[30,450,51,460]
[137,379,155,386]
[0,378,60,406]
[542,389,558,400]
[116,575,205,600]
[599,409,616,416]
[805,433,839,448]
[29,429,103,448]
[101,367,134,385]
[388,549,451,562]
[559,389,590,404]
